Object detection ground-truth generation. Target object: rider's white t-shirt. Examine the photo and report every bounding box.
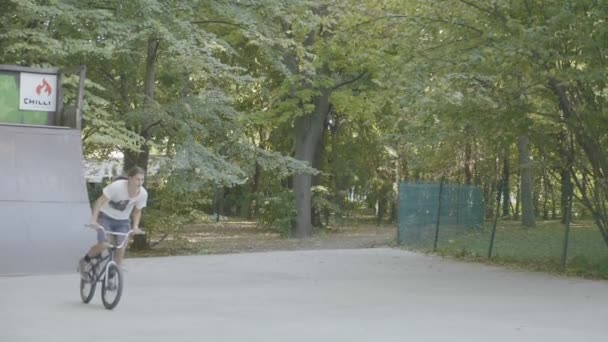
[100,180,148,220]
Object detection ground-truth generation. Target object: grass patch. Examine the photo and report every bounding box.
[405,220,608,279]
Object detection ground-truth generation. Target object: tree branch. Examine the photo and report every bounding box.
[82,127,96,142]
[150,232,170,248]
[457,0,494,16]
[459,0,507,23]
[332,72,367,90]
[192,20,248,30]
[419,34,485,53]
[142,120,162,137]
[529,111,561,120]
[89,6,116,11]
[351,15,484,35]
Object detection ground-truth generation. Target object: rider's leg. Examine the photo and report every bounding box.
[116,245,126,266]
[79,229,106,278]
[83,227,107,260]
[85,243,106,258]
[110,218,131,267]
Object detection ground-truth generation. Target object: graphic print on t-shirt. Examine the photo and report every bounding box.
[109,200,130,211]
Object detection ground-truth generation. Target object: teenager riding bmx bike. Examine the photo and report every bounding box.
[78,225,143,310]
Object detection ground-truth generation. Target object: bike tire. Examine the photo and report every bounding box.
[101,263,123,310]
[80,278,96,303]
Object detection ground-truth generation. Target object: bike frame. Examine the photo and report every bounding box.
[85,225,132,288]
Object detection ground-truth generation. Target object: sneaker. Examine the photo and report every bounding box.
[106,279,118,291]
[106,270,118,291]
[78,258,92,281]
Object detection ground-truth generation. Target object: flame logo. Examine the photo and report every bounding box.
[36,78,53,96]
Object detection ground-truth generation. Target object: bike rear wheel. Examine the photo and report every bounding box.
[80,278,96,303]
[101,263,123,310]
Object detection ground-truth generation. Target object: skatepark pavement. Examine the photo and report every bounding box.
[1,248,607,342]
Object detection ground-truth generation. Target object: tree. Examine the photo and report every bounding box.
[518,135,536,227]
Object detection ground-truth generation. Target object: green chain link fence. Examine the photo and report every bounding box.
[397,181,608,278]
[397,182,484,250]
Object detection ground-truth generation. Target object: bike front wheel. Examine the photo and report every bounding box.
[101,263,123,310]
[80,278,96,303]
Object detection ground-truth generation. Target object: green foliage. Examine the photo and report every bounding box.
[5,0,608,250]
[258,191,297,236]
[1,0,315,198]
[312,185,338,225]
[142,179,212,235]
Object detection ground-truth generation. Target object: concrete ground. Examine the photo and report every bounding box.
[1,248,607,342]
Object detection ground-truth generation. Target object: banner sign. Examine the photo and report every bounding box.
[19,72,58,112]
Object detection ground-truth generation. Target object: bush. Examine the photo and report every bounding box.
[139,181,213,239]
[312,186,339,227]
[258,191,297,236]
[86,181,106,205]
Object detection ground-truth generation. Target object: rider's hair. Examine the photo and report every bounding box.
[111,166,145,182]
[127,166,145,178]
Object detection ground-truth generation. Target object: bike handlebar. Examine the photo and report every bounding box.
[85,224,144,249]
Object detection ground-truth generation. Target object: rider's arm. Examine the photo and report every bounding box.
[131,189,147,233]
[90,194,110,225]
[131,207,142,232]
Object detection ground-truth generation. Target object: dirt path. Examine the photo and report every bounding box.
[130,221,396,257]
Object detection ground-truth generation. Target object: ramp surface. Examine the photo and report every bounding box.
[0,124,92,275]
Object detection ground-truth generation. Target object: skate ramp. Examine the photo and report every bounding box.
[0,124,92,275]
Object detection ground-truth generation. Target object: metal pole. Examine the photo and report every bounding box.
[433,180,444,252]
[456,185,461,225]
[397,183,402,244]
[76,65,86,130]
[55,72,64,126]
[560,185,573,270]
[488,181,502,258]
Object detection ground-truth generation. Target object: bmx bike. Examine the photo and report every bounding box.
[79,225,140,310]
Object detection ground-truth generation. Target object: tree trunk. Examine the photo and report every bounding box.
[123,147,150,175]
[514,179,521,221]
[390,155,402,223]
[502,156,510,217]
[533,174,541,218]
[558,130,574,224]
[377,198,387,226]
[542,171,550,220]
[214,184,224,222]
[282,21,318,238]
[518,135,536,227]
[249,160,261,220]
[550,179,557,220]
[473,136,481,185]
[464,126,473,185]
[560,169,572,223]
[311,121,327,228]
[484,154,500,220]
[128,38,159,250]
[123,38,159,175]
[293,88,331,238]
[549,78,608,246]
[483,181,493,219]
[248,127,264,220]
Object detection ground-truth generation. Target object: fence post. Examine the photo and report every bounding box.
[456,185,461,225]
[397,182,402,244]
[560,185,573,270]
[488,181,502,258]
[433,180,444,252]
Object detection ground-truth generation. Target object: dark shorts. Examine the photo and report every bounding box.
[97,212,131,245]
